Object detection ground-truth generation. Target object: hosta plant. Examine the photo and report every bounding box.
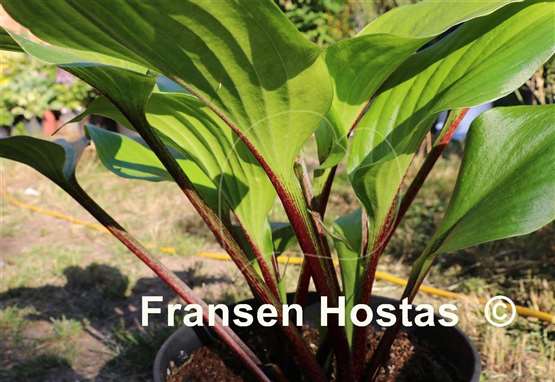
[1,1,554,381]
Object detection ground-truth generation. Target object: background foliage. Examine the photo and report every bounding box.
[0,53,92,126]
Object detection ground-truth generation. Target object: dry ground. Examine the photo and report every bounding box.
[1,147,553,381]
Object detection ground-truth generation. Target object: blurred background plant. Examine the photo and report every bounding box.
[0,52,93,134]
[274,0,420,45]
[516,56,554,105]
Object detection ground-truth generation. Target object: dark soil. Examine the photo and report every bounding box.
[166,325,462,382]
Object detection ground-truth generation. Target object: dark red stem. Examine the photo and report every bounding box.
[351,200,396,379]
[392,108,469,234]
[352,109,469,379]
[236,219,281,301]
[131,121,328,382]
[295,163,338,306]
[70,184,271,382]
[112,112,326,382]
[361,108,469,380]
[206,108,351,379]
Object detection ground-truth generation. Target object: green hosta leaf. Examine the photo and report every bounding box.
[362,0,521,36]
[8,31,276,281]
[433,106,555,254]
[348,0,555,246]
[146,92,276,262]
[332,209,364,341]
[86,125,220,210]
[318,0,521,167]
[2,28,144,73]
[1,26,271,262]
[0,136,79,192]
[87,125,167,182]
[404,105,555,300]
[1,0,332,183]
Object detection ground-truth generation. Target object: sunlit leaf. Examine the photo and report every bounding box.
[403,105,555,301]
[434,106,555,254]
[318,0,521,167]
[2,0,332,183]
[348,1,555,246]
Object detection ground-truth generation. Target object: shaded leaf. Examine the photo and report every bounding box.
[87,125,171,182]
[271,222,297,255]
[0,136,78,191]
[0,26,22,52]
[332,209,363,341]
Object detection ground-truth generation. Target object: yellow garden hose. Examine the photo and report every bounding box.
[3,192,554,324]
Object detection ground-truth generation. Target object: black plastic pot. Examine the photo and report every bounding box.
[154,293,480,382]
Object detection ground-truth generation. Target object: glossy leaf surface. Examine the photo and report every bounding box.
[348,1,555,245]
[433,106,555,254]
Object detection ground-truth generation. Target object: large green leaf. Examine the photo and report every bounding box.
[362,0,521,36]
[404,105,555,300]
[5,22,287,298]
[318,0,521,167]
[348,0,555,246]
[146,93,276,262]
[2,28,144,73]
[86,124,221,217]
[1,24,274,267]
[1,0,332,183]
[433,106,555,254]
[73,92,277,267]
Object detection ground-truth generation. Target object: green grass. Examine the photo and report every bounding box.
[1,246,84,291]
